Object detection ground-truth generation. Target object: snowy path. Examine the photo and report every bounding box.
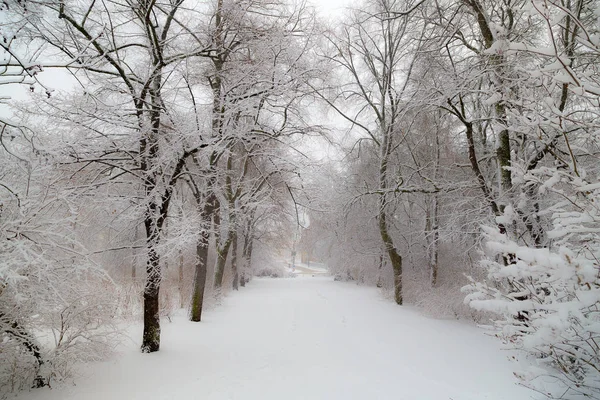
[17,277,538,400]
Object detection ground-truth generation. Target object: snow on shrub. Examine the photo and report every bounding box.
[0,156,121,393]
[464,172,600,398]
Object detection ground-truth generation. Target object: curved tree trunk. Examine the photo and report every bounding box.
[379,210,403,305]
[1,314,47,387]
[378,118,403,305]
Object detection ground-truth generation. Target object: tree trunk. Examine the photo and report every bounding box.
[376,252,384,288]
[428,195,439,286]
[240,232,248,287]
[379,211,403,305]
[429,120,441,286]
[1,314,47,387]
[391,252,403,305]
[231,230,239,290]
[237,209,255,288]
[378,122,403,305]
[190,231,209,322]
[213,237,232,289]
[179,250,184,308]
[190,185,218,322]
[141,71,166,353]
[240,233,247,287]
[243,235,254,285]
[132,223,139,280]
[141,236,161,352]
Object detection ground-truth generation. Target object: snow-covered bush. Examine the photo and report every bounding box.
[0,123,121,393]
[0,203,121,393]
[464,172,600,398]
[40,281,120,384]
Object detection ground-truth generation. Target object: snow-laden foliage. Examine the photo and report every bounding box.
[0,126,120,394]
[465,170,600,398]
[461,0,600,396]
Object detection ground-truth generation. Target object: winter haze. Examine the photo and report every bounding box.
[1,0,599,399]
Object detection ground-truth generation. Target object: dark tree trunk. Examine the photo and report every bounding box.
[380,211,403,305]
[240,229,250,288]
[377,122,403,305]
[190,233,209,322]
[240,225,254,287]
[391,252,403,305]
[140,71,165,353]
[1,315,47,387]
[190,185,218,322]
[141,216,161,353]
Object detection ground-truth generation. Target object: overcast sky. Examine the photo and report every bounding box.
[0,0,360,121]
[311,0,357,16]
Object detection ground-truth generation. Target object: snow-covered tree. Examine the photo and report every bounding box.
[464,0,600,396]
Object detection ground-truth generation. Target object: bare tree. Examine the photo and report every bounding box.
[24,0,217,352]
[319,0,427,304]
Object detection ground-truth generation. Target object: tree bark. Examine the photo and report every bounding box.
[190,231,209,322]
[240,234,247,287]
[190,187,218,322]
[244,234,254,285]
[141,74,163,353]
[1,314,47,387]
[231,230,239,290]
[379,210,403,305]
[428,125,441,287]
[376,252,384,288]
[378,117,403,305]
[179,250,184,308]
[141,237,161,352]
[428,195,439,286]
[240,214,254,287]
[213,236,232,289]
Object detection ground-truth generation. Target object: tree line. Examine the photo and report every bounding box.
[1,0,599,398]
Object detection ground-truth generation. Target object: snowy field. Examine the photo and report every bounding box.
[14,277,540,400]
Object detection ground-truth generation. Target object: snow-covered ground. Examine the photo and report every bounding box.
[15,277,539,400]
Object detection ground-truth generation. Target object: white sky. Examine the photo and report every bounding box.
[1,0,361,121]
[311,0,358,16]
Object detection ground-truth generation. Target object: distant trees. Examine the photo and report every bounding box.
[2,0,321,392]
[185,0,318,319]
[311,0,600,397]
[3,0,599,397]
[318,0,428,304]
